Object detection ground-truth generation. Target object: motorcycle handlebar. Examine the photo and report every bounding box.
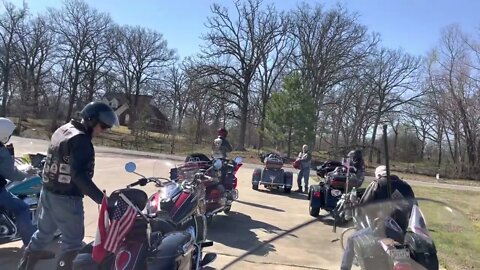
[127,177,171,188]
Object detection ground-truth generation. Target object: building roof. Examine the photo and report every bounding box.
[104,92,168,122]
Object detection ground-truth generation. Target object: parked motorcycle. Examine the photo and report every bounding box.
[0,153,50,245]
[308,165,363,221]
[174,155,243,222]
[146,159,226,242]
[73,161,217,270]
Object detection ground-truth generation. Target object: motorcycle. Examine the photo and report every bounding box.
[308,165,363,222]
[174,154,243,222]
[220,198,460,270]
[339,198,439,270]
[73,161,217,270]
[0,153,50,245]
[146,159,226,242]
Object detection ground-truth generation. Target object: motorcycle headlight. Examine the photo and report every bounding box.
[330,189,342,197]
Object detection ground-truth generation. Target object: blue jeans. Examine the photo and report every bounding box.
[297,167,310,189]
[27,189,84,253]
[0,189,35,245]
[341,228,372,270]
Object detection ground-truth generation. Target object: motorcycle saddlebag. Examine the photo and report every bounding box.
[146,231,194,270]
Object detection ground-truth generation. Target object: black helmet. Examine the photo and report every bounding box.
[80,101,119,129]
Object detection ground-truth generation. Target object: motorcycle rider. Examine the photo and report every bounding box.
[212,128,233,159]
[0,118,52,253]
[18,102,118,270]
[346,149,365,187]
[340,165,416,270]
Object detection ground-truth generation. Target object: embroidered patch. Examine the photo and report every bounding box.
[58,175,71,184]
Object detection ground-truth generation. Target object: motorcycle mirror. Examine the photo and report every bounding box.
[234,156,243,164]
[125,162,137,173]
[213,159,223,170]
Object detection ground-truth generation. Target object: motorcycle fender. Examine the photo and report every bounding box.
[309,185,323,208]
[147,232,194,270]
[252,168,262,184]
[283,171,293,186]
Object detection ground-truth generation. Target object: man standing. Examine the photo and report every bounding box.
[18,102,118,270]
[295,144,311,193]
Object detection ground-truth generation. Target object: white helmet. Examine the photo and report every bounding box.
[0,118,16,144]
[375,165,387,179]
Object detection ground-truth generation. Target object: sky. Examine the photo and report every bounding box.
[6,0,480,58]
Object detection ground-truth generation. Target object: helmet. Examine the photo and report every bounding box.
[375,165,387,179]
[80,101,119,129]
[217,128,227,138]
[0,118,16,144]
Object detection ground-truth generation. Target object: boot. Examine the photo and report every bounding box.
[18,250,56,270]
[295,187,303,193]
[57,250,79,270]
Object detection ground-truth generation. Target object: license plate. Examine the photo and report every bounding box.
[390,248,410,260]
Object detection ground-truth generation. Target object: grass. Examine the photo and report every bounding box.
[413,186,480,270]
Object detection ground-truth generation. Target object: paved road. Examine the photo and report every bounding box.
[1,137,351,270]
[9,136,480,192]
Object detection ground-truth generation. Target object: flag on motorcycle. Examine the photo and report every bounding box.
[92,195,110,263]
[104,195,137,253]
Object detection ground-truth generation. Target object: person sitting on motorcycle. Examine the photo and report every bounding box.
[0,118,51,253]
[212,128,233,159]
[347,149,365,187]
[340,165,416,270]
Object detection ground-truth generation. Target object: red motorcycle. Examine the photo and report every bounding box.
[73,162,217,270]
[174,154,243,222]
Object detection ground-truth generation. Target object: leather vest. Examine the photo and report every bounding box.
[42,122,94,196]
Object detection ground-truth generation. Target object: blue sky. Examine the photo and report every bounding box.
[7,0,480,58]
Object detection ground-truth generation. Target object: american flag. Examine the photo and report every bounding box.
[104,196,137,253]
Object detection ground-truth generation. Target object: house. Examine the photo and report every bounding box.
[103,93,170,132]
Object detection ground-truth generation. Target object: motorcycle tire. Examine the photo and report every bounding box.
[284,187,291,194]
[224,206,231,214]
[309,206,320,217]
[252,184,259,190]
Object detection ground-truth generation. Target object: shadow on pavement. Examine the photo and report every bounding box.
[0,240,88,269]
[318,214,353,229]
[236,200,285,213]
[256,188,308,200]
[208,212,282,256]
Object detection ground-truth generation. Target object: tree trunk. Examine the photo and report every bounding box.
[1,73,10,117]
[287,126,293,158]
[236,88,249,151]
[369,112,381,163]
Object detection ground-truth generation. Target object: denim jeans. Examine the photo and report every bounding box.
[0,188,35,245]
[297,167,310,189]
[27,188,84,253]
[341,228,372,270]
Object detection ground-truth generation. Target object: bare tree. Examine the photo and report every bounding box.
[108,24,175,130]
[14,15,54,116]
[201,0,284,150]
[48,0,109,121]
[364,48,422,162]
[290,3,376,148]
[0,2,27,116]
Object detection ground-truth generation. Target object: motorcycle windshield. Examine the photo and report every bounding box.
[176,162,211,181]
[221,198,477,270]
